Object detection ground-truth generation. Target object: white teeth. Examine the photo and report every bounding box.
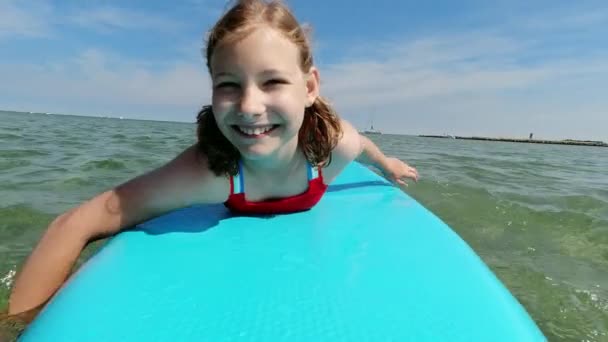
[237,125,274,135]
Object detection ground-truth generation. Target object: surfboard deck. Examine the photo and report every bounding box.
[20,162,545,341]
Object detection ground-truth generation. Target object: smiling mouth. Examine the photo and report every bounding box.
[231,124,280,137]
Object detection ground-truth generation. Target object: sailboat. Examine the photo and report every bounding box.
[363,120,382,135]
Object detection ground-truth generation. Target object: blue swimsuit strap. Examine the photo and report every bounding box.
[237,160,245,193]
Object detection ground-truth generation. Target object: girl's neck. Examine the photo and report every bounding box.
[241,137,305,178]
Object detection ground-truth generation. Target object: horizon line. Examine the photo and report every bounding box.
[2,108,605,143]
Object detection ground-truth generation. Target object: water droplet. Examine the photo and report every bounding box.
[1,268,16,288]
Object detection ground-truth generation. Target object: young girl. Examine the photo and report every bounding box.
[8,0,418,317]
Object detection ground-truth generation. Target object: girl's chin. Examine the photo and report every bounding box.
[237,145,278,160]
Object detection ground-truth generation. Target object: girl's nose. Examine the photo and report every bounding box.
[238,86,265,118]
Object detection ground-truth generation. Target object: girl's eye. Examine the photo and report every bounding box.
[215,82,239,89]
[265,79,288,87]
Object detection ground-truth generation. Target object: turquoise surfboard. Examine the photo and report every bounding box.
[20,162,545,341]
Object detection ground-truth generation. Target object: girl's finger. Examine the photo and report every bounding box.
[396,179,408,187]
[403,171,417,181]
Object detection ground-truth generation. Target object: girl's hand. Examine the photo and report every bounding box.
[379,157,419,187]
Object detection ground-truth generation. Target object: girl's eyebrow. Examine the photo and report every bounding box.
[212,69,291,78]
[260,69,288,76]
[213,71,233,78]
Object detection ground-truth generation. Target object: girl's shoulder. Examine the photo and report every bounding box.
[320,119,362,184]
[149,145,231,205]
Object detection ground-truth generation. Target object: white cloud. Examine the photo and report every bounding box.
[323,34,538,106]
[2,31,607,140]
[67,7,185,33]
[309,4,608,141]
[319,32,608,141]
[0,0,54,39]
[2,1,607,141]
[516,6,608,32]
[0,1,192,39]
[0,48,211,121]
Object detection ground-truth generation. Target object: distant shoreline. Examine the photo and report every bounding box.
[420,135,608,147]
[0,109,194,125]
[3,110,606,146]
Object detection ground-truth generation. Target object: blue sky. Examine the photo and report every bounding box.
[1,0,607,141]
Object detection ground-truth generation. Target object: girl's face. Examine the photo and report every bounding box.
[210,27,318,161]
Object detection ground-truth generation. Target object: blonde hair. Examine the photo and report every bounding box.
[197,0,342,176]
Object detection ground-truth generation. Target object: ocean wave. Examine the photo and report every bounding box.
[0,133,22,140]
[0,159,32,171]
[0,149,50,158]
[61,177,95,187]
[0,204,53,237]
[81,159,127,171]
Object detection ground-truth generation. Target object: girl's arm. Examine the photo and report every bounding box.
[356,134,419,186]
[8,145,227,317]
[327,119,418,186]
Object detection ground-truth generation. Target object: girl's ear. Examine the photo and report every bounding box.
[305,67,320,107]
